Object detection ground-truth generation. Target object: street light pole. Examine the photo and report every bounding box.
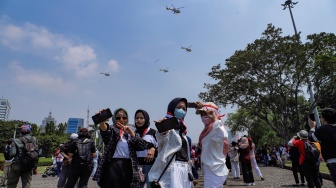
[13,124,18,139]
[281,0,321,127]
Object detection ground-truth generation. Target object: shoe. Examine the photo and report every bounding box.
[292,184,300,187]
[260,176,265,180]
[251,182,255,186]
[300,183,305,186]
[245,183,252,186]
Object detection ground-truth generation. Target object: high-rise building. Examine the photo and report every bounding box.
[40,111,57,133]
[66,118,84,134]
[0,98,11,121]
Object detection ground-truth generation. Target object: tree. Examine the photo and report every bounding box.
[199,24,326,141]
[306,32,336,108]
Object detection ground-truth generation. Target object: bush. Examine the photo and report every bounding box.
[37,157,53,166]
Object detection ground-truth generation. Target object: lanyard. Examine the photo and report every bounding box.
[142,128,149,138]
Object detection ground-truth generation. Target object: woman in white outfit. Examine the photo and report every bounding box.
[148,98,194,188]
[229,141,240,179]
[248,137,265,180]
[196,102,229,188]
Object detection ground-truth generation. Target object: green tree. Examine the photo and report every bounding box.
[199,24,328,141]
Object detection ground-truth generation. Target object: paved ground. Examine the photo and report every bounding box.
[11,166,335,187]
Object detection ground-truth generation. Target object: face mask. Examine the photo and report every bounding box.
[201,116,211,125]
[174,108,186,119]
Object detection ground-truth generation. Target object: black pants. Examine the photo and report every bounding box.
[241,160,254,183]
[292,161,305,184]
[301,162,321,188]
[65,164,92,188]
[100,158,133,188]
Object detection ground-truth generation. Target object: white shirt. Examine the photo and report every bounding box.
[113,134,130,158]
[201,120,229,176]
[136,128,158,157]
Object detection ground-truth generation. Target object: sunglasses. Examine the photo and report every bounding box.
[116,116,128,120]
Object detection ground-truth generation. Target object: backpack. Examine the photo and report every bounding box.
[19,136,39,170]
[75,138,93,166]
[304,142,320,163]
[3,145,11,160]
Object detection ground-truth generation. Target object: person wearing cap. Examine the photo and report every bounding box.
[65,128,96,188]
[308,108,336,186]
[148,98,194,188]
[288,130,321,188]
[196,102,229,187]
[57,133,78,188]
[7,124,38,188]
[93,108,155,188]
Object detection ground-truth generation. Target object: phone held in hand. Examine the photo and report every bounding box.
[155,117,179,133]
[187,102,197,108]
[92,108,113,125]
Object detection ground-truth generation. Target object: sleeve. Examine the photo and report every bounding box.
[100,124,115,145]
[68,141,77,153]
[211,125,227,142]
[129,135,154,151]
[9,140,18,159]
[309,127,321,142]
[91,142,96,153]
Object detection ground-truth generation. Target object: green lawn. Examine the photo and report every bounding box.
[285,160,329,173]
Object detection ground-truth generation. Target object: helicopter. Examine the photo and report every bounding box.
[181,45,192,52]
[166,4,184,14]
[100,72,110,76]
[159,68,169,73]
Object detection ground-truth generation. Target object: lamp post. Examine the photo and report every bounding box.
[13,124,18,139]
[281,0,298,35]
[281,0,321,127]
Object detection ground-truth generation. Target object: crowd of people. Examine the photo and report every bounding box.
[1,100,336,188]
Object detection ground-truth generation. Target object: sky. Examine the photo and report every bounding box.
[0,0,335,142]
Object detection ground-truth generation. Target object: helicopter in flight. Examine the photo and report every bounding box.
[159,68,169,73]
[181,45,192,52]
[100,72,110,76]
[166,4,184,14]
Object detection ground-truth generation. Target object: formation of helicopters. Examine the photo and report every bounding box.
[166,4,183,14]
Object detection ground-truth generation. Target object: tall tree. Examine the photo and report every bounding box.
[199,24,315,141]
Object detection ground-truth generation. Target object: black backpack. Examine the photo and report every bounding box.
[75,138,93,166]
[304,142,320,163]
[3,145,11,160]
[19,136,39,170]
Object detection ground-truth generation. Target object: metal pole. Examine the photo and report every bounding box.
[288,6,298,35]
[282,0,320,127]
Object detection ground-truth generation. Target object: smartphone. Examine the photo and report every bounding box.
[155,117,179,133]
[92,108,113,125]
[187,102,198,108]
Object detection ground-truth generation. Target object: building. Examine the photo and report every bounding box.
[66,118,84,134]
[40,111,57,133]
[0,98,11,121]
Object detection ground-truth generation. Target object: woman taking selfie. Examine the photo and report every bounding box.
[92,108,155,188]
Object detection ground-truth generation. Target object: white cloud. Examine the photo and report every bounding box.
[107,59,120,73]
[8,61,76,93]
[0,21,98,77]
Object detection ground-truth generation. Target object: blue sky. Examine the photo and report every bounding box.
[0,0,335,142]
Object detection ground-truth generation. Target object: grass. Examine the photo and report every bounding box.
[285,160,329,173]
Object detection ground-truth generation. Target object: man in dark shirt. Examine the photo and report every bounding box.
[65,129,96,188]
[57,133,78,188]
[308,108,336,186]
